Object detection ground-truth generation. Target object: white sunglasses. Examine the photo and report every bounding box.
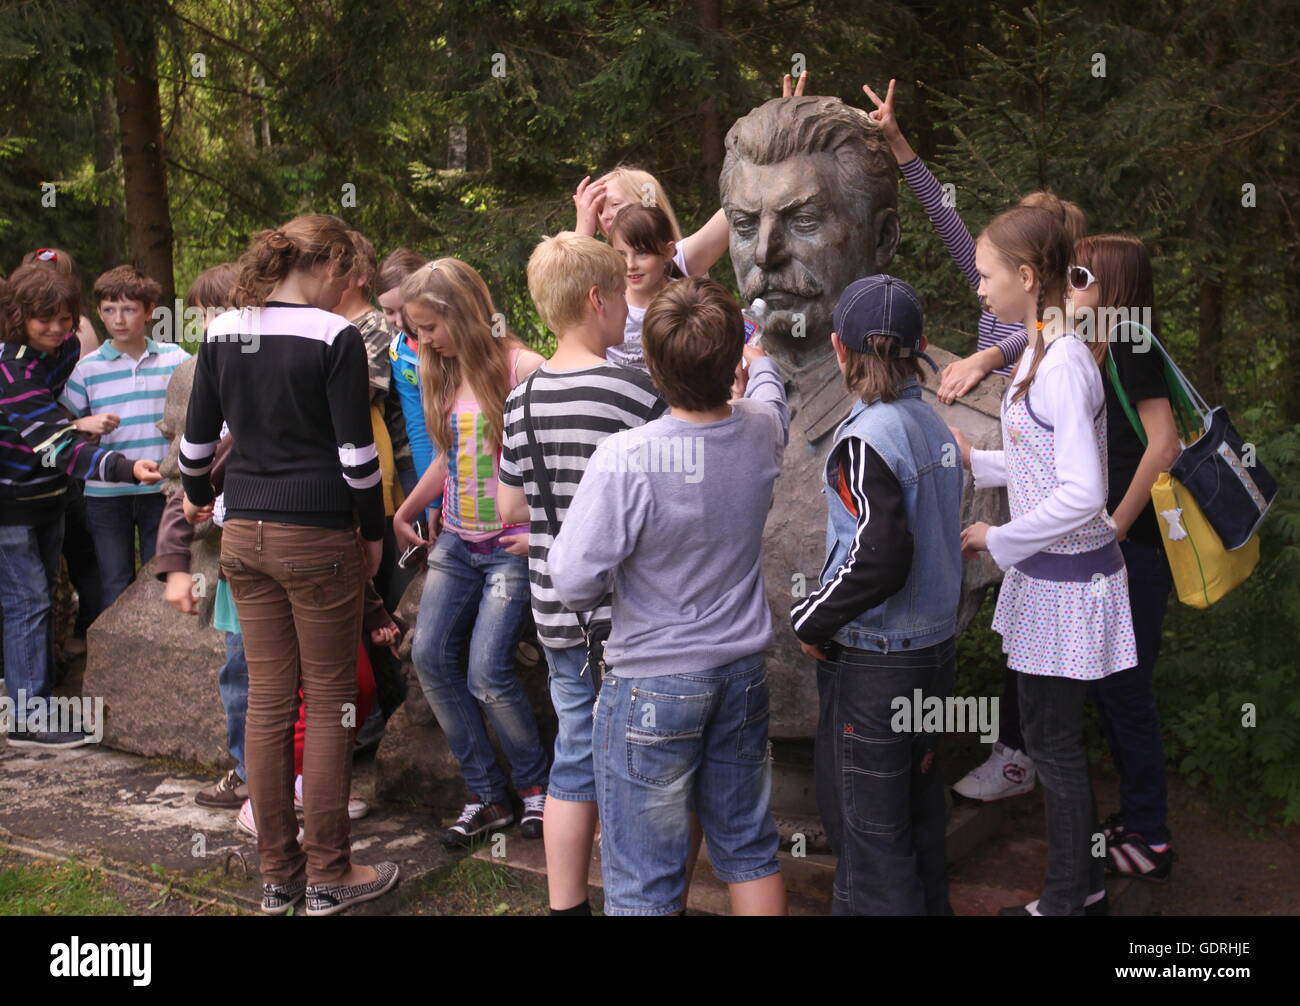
[1067,265,1098,291]
[397,519,428,569]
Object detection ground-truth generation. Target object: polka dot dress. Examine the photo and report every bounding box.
[991,340,1138,680]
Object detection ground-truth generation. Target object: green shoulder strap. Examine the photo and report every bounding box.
[1105,349,1148,448]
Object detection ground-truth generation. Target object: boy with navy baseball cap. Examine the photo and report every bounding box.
[791,273,963,915]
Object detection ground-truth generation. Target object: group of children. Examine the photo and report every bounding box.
[0,74,1182,917]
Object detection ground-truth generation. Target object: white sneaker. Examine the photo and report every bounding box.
[237,798,305,843]
[294,774,370,820]
[952,742,1036,801]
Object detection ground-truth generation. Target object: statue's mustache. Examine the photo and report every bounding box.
[741,266,822,303]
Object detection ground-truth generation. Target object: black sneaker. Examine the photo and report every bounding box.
[5,728,95,750]
[305,862,400,916]
[440,799,513,848]
[262,878,306,915]
[518,786,545,840]
[1106,831,1174,883]
[998,892,1109,916]
[1101,812,1126,842]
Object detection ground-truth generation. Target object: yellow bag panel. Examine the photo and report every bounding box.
[1150,473,1259,609]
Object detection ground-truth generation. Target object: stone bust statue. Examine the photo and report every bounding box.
[720,96,1006,739]
[720,95,900,369]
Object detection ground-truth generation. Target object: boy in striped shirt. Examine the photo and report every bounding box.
[496,233,665,916]
[60,266,187,607]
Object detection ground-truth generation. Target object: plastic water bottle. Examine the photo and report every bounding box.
[742,297,768,347]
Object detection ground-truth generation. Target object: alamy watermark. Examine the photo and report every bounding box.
[891,689,999,744]
[1043,305,1156,351]
[594,435,705,484]
[147,301,260,352]
[1,691,103,742]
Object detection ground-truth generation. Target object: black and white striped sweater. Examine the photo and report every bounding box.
[180,303,384,540]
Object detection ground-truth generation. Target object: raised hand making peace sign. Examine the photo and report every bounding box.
[862,78,902,141]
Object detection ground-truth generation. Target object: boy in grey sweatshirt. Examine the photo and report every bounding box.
[549,277,789,916]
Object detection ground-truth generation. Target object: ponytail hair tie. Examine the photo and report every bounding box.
[266,228,294,253]
[1035,320,1045,331]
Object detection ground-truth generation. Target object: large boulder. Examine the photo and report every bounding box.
[82,536,230,767]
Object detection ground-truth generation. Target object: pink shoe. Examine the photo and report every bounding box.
[294,774,370,820]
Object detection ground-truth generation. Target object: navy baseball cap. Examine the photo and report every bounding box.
[832,274,938,372]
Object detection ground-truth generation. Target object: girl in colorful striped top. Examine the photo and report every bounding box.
[863,79,1088,393]
[393,258,551,847]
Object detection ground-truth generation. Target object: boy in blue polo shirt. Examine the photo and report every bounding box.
[790,275,963,916]
[61,265,187,607]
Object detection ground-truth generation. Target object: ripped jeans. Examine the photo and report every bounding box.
[410,530,548,804]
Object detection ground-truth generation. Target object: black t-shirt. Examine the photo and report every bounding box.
[1102,334,1169,545]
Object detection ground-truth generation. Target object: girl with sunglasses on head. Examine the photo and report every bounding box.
[1062,235,1181,882]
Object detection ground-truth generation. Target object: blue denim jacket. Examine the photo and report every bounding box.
[821,379,963,653]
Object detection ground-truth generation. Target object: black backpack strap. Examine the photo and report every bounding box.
[522,371,591,634]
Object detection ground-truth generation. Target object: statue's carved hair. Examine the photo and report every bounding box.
[720,97,897,217]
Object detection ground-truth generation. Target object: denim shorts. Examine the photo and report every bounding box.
[592,654,780,915]
[544,643,597,802]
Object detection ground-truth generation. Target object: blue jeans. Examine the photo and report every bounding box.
[544,643,597,802]
[816,638,954,916]
[410,532,547,804]
[62,482,103,635]
[592,655,780,916]
[1089,538,1173,846]
[220,631,249,781]
[83,493,166,609]
[1019,671,1105,915]
[0,520,65,716]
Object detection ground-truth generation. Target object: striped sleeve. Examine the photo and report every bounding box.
[790,438,912,645]
[180,339,223,505]
[326,325,384,540]
[998,329,1030,368]
[899,156,980,292]
[0,353,134,484]
[59,367,90,417]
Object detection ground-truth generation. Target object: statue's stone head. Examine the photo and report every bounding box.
[720,96,900,365]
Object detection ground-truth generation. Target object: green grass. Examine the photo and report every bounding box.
[414,855,552,916]
[0,854,130,916]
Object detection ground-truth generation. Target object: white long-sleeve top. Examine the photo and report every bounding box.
[970,334,1109,570]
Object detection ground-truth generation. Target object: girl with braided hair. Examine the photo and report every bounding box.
[947,205,1137,916]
